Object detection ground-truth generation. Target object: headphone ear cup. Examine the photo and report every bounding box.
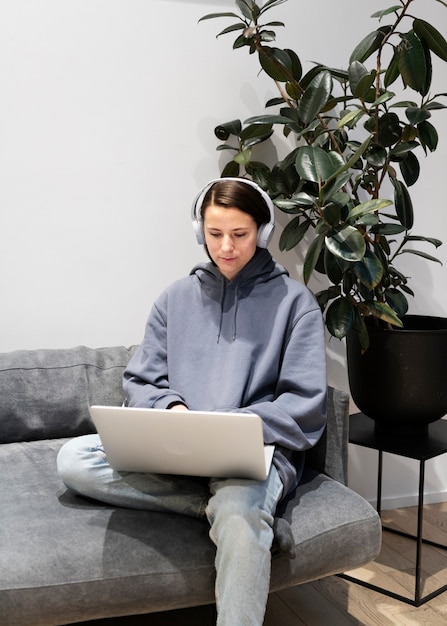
[257,222,275,248]
[192,216,204,245]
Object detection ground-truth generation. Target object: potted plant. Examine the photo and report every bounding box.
[200,0,447,435]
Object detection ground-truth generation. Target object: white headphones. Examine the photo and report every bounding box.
[191,177,275,248]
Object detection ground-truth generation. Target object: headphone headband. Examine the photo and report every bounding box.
[191,177,275,248]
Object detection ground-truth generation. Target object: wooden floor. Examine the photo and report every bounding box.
[70,502,447,626]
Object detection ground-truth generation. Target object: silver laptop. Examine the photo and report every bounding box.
[89,405,275,481]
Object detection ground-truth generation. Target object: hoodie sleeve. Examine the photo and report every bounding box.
[241,305,327,493]
[123,293,188,409]
[242,306,327,453]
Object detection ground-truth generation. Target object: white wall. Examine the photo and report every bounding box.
[1,0,446,507]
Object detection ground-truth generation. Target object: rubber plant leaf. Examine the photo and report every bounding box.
[413,19,447,62]
[298,70,332,124]
[279,216,311,251]
[392,179,414,229]
[295,146,344,184]
[397,32,427,94]
[418,120,438,152]
[303,234,325,283]
[326,297,354,339]
[353,249,384,290]
[366,301,404,327]
[199,13,242,22]
[236,0,254,20]
[385,288,409,317]
[399,151,420,187]
[347,198,392,223]
[325,225,366,262]
[259,47,293,82]
[349,28,392,64]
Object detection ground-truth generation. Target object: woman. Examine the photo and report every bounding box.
[57,177,327,626]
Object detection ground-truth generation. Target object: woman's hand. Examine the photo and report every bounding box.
[168,403,189,411]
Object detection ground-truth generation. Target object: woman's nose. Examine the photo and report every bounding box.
[221,235,234,251]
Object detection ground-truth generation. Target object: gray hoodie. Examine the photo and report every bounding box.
[124,248,327,497]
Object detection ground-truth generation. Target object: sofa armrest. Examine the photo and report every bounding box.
[305,386,349,485]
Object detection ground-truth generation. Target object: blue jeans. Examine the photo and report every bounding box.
[57,434,284,626]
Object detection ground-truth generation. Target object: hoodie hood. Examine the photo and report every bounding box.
[190,248,289,342]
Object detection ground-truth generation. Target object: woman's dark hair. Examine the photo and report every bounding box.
[200,179,271,227]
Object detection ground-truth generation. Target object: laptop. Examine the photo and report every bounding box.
[89,405,275,481]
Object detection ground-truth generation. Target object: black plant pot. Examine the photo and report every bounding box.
[346,315,447,437]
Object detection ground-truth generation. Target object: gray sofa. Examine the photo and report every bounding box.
[0,345,381,626]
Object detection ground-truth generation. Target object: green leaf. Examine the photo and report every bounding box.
[216,145,237,152]
[347,199,392,222]
[350,28,392,64]
[366,301,404,327]
[216,23,247,38]
[413,19,447,62]
[233,147,252,165]
[325,225,366,262]
[236,0,254,21]
[338,108,367,129]
[392,178,414,229]
[370,223,407,235]
[233,34,253,49]
[215,119,242,140]
[298,70,333,124]
[295,146,344,184]
[259,0,289,14]
[199,13,242,23]
[365,144,387,167]
[279,216,311,251]
[418,120,438,152]
[384,48,400,88]
[354,70,376,100]
[399,151,420,186]
[401,249,443,264]
[385,288,409,317]
[322,171,352,204]
[389,141,419,157]
[353,249,383,289]
[326,297,354,339]
[258,47,293,81]
[285,48,302,82]
[240,123,273,147]
[377,112,401,147]
[303,234,325,283]
[405,106,431,125]
[245,114,300,131]
[274,192,315,213]
[371,6,401,20]
[397,32,427,94]
[324,248,343,285]
[371,90,396,107]
[348,61,368,94]
[221,160,240,177]
[315,285,341,310]
[259,30,277,43]
[406,235,442,248]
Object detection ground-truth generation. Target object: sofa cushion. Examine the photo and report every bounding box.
[0,345,136,443]
[0,438,381,626]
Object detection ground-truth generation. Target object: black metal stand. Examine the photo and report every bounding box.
[339,413,447,607]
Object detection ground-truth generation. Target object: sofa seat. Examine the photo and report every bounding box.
[1,438,379,626]
[0,345,381,626]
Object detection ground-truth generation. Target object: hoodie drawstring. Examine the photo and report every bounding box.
[216,280,240,343]
[232,283,239,341]
[217,280,225,343]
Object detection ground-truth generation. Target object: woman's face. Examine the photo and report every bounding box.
[203,204,258,281]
